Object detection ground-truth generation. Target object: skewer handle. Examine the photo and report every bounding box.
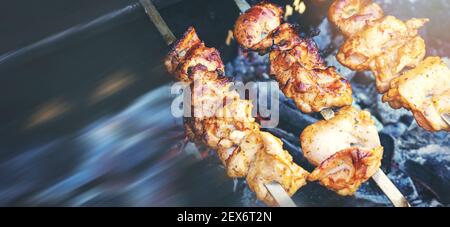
[320,108,335,120]
[372,169,411,207]
[441,113,450,126]
[139,0,177,45]
[234,0,251,12]
[265,182,297,207]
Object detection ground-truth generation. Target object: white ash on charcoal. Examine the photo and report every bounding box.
[376,94,412,125]
[350,73,377,108]
[225,48,269,82]
[396,144,450,206]
[312,18,333,52]
[382,123,408,138]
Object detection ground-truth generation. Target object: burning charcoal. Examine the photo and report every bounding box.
[354,183,390,206]
[376,94,412,125]
[225,62,235,78]
[313,19,333,52]
[401,145,450,205]
[382,123,408,138]
[379,133,395,172]
[398,125,450,150]
[350,80,378,109]
[387,170,421,202]
[263,128,299,146]
[278,99,318,134]
[228,49,269,82]
[241,184,261,207]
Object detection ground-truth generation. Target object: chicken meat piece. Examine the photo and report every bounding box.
[300,107,383,195]
[251,23,303,54]
[383,57,450,132]
[269,39,353,113]
[369,36,426,93]
[247,132,309,206]
[164,27,224,82]
[224,132,262,178]
[186,72,259,154]
[307,147,383,195]
[164,27,201,76]
[269,34,325,71]
[337,16,429,71]
[328,0,384,37]
[234,2,283,49]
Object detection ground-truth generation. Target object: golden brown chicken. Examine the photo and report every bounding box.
[369,36,426,93]
[337,16,428,72]
[165,26,309,206]
[328,0,384,37]
[234,2,284,49]
[383,57,450,132]
[234,3,353,113]
[269,37,353,113]
[329,0,428,92]
[300,107,383,195]
[328,0,450,132]
[247,132,309,206]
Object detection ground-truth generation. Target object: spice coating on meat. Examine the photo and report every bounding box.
[300,107,383,195]
[383,57,450,132]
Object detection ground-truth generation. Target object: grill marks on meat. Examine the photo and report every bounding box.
[165,27,309,206]
[308,147,382,195]
[329,0,450,132]
[300,107,383,195]
[234,3,353,113]
[269,37,352,113]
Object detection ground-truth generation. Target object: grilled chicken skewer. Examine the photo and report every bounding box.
[141,0,308,207]
[328,0,450,132]
[233,0,409,207]
[165,26,309,207]
[234,2,353,113]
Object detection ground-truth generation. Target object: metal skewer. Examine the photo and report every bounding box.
[234,0,410,207]
[442,113,450,126]
[265,182,297,207]
[140,0,294,207]
[234,0,251,12]
[139,0,176,45]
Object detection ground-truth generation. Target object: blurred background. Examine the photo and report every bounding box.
[0,0,449,206]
